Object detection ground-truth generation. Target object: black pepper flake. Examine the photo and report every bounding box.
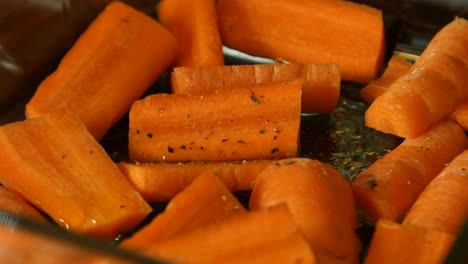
[238,140,245,144]
[147,133,153,139]
[368,178,378,188]
[270,147,279,154]
[168,146,174,153]
[120,205,126,209]
[250,93,261,104]
[222,139,229,142]
[273,136,277,140]
[200,146,205,150]
[259,129,265,134]
[180,145,186,150]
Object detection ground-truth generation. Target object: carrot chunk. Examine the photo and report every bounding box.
[25,1,178,141]
[156,0,224,67]
[216,0,385,83]
[171,63,341,113]
[0,109,152,239]
[121,173,246,250]
[117,159,277,201]
[449,99,468,131]
[352,120,467,224]
[0,186,47,224]
[129,80,302,162]
[250,158,360,264]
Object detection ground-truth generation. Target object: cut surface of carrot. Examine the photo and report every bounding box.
[352,120,467,224]
[403,149,468,234]
[171,63,341,113]
[250,158,360,264]
[121,173,246,250]
[360,55,412,104]
[117,159,277,201]
[0,186,47,224]
[0,109,152,239]
[129,80,302,162]
[25,1,178,141]
[156,0,224,67]
[363,219,456,264]
[216,0,385,83]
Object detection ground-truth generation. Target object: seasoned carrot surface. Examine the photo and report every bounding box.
[0,186,47,224]
[156,0,224,67]
[403,149,468,234]
[363,219,456,264]
[171,63,341,113]
[129,80,302,162]
[0,109,152,239]
[118,159,277,201]
[121,173,246,250]
[352,120,467,224]
[250,158,360,264]
[216,0,385,83]
[25,1,178,141]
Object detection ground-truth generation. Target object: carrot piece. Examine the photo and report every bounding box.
[364,18,468,138]
[360,55,412,104]
[121,173,246,250]
[216,0,385,83]
[156,0,224,67]
[139,205,317,264]
[449,99,468,131]
[0,186,47,224]
[129,80,302,162]
[171,63,341,113]
[363,219,456,264]
[117,159,277,201]
[249,158,360,264]
[351,120,467,224]
[25,1,178,141]
[402,149,468,234]
[0,109,152,239]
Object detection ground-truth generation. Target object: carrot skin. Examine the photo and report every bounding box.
[249,158,360,264]
[129,80,302,162]
[25,1,178,141]
[118,159,278,201]
[171,63,341,114]
[352,120,468,224]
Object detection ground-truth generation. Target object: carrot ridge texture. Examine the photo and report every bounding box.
[129,80,302,162]
[118,159,277,201]
[0,109,152,239]
[216,0,385,83]
[25,1,178,141]
[365,17,468,138]
[351,120,467,224]
[171,63,341,113]
[156,0,224,67]
[250,158,360,264]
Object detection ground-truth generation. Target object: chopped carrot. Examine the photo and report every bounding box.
[449,99,468,131]
[139,205,316,264]
[117,159,278,201]
[249,158,360,264]
[0,186,47,224]
[351,120,467,224]
[364,17,468,138]
[171,63,341,113]
[121,173,246,250]
[216,0,385,83]
[156,0,224,67]
[360,55,412,104]
[0,109,152,239]
[129,80,302,162]
[25,1,178,141]
[403,149,468,234]
[363,219,456,264]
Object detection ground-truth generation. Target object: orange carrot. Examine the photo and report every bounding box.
[363,219,456,264]
[139,205,316,264]
[351,120,467,224]
[360,55,412,104]
[0,186,47,224]
[402,149,468,234]
[171,63,341,113]
[25,1,178,141]
[129,80,302,162]
[216,0,385,83]
[364,17,468,138]
[121,173,246,250]
[249,158,360,264]
[117,159,278,201]
[156,0,224,67]
[449,99,468,131]
[0,109,152,239]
